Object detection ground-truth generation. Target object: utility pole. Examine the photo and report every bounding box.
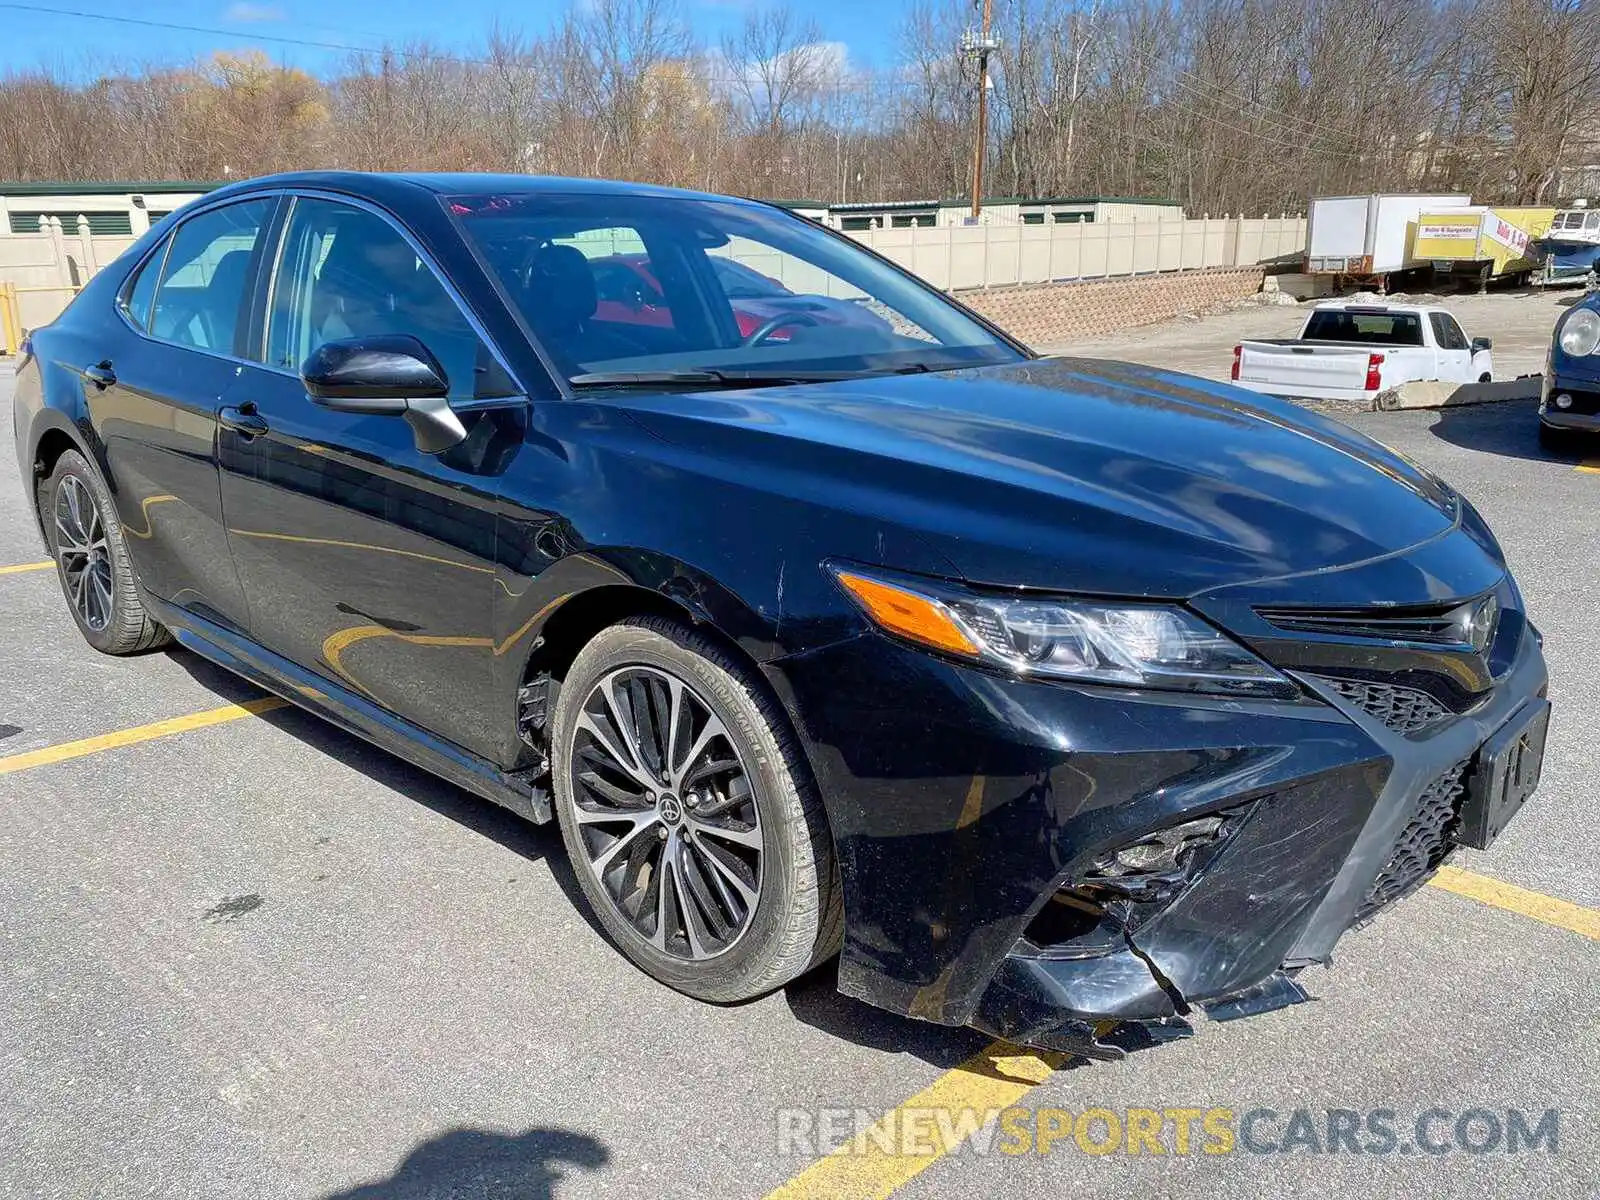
[962,1,1000,221]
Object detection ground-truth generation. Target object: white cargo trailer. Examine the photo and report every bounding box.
[1305,193,1472,286]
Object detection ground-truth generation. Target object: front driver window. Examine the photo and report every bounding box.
[266,197,505,401]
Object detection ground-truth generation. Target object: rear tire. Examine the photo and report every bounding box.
[551,616,841,1003]
[43,450,170,655]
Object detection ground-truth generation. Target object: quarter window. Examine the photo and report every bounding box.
[121,238,167,333]
[150,199,274,354]
[266,197,506,400]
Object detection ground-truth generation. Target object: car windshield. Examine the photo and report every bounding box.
[449,191,1021,385]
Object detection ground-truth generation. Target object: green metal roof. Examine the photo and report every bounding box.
[0,180,223,196]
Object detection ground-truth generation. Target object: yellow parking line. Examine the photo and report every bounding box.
[1577,460,1600,475]
[0,560,52,575]
[1428,866,1600,941]
[763,1041,1064,1200]
[0,697,287,775]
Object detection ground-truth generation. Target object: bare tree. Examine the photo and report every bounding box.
[3,0,1597,213]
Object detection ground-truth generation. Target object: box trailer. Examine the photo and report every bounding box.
[1413,206,1555,288]
[1305,193,1472,286]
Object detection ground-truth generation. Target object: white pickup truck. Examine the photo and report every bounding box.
[1230,303,1494,401]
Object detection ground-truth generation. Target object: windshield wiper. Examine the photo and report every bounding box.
[569,368,860,390]
[568,361,961,391]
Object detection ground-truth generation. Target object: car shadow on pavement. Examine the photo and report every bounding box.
[1426,398,1586,465]
[782,960,996,1070]
[164,648,605,937]
[167,650,1125,1075]
[322,1126,608,1199]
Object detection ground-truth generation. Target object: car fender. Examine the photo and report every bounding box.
[485,547,789,770]
[15,356,108,538]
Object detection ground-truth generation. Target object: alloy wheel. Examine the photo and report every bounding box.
[569,665,764,961]
[53,475,114,633]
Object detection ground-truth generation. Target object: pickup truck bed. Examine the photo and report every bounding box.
[1231,304,1492,402]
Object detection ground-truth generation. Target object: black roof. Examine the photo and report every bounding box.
[203,170,758,209]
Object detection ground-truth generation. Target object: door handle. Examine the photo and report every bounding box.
[83,360,116,389]
[219,403,270,439]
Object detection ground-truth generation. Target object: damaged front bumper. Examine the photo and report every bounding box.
[766,566,1547,1058]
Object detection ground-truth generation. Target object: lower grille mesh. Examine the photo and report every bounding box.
[1356,758,1471,922]
[1320,677,1451,735]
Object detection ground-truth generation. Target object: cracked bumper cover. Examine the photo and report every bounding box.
[765,607,1546,1048]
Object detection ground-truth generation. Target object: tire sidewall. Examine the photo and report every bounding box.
[44,450,152,654]
[551,621,818,1002]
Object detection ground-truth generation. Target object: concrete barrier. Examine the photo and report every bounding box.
[1373,376,1542,411]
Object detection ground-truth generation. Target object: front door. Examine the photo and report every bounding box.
[218,195,526,760]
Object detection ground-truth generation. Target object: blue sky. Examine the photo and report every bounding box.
[0,0,901,77]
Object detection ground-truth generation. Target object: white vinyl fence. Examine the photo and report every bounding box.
[2,211,1307,355]
[845,214,1306,292]
[0,216,136,351]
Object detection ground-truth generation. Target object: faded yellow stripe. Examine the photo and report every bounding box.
[763,1042,1063,1200]
[122,494,177,539]
[1577,461,1600,475]
[228,528,493,574]
[0,697,288,775]
[1429,866,1600,941]
[0,560,53,575]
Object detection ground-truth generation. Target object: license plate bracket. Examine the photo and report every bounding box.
[1456,700,1550,850]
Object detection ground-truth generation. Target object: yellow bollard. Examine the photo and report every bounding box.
[0,281,21,356]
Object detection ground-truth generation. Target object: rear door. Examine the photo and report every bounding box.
[217,194,526,759]
[92,196,278,633]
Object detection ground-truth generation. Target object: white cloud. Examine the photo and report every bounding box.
[223,2,286,21]
[723,40,854,97]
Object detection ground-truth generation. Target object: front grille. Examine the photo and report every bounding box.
[1318,677,1451,735]
[1256,601,1470,645]
[1355,757,1470,923]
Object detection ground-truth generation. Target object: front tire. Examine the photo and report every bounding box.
[1538,421,1583,457]
[44,450,170,655]
[551,616,841,1002]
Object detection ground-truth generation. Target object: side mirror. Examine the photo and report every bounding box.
[1471,336,1492,352]
[300,335,466,453]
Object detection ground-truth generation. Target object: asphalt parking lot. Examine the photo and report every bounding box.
[1,345,1596,1199]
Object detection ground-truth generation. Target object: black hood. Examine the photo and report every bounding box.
[612,357,1467,598]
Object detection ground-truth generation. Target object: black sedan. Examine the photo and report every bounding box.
[13,172,1549,1056]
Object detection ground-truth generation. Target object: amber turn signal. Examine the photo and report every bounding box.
[832,570,979,656]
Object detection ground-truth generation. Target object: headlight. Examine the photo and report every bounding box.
[830,566,1296,698]
[1558,307,1600,357]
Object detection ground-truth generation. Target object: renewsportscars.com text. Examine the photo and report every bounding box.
[776,1105,1562,1159]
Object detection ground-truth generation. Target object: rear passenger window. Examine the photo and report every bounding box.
[151,199,274,355]
[121,239,167,332]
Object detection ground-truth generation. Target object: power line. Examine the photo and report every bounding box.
[0,3,406,61]
[0,0,1449,163]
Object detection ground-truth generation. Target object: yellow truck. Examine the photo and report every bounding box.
[1412,206,1556,289]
